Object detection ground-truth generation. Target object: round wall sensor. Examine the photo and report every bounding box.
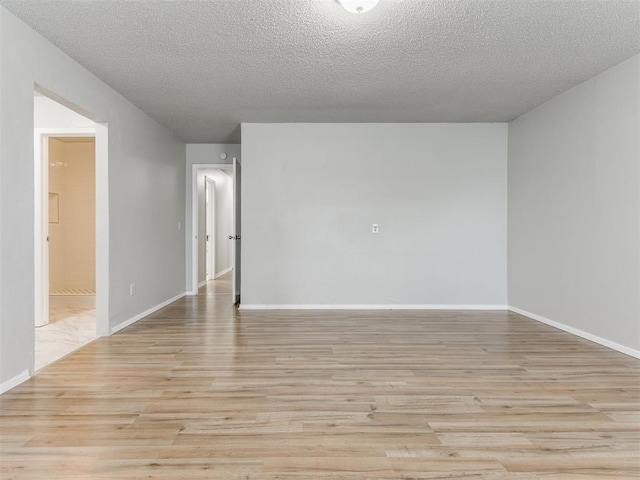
[220,152,227,160]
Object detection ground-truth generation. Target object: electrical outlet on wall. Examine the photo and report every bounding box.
[130,283,136,296]
[372,224,379,234]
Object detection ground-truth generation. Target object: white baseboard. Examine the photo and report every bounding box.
[0,369,30,395]
[110,292,186,334]
[239,304,508,311]
[214,266,233,279]
[508,306,640,359]
[198,280,206,288]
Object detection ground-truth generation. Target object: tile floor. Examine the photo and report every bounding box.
[35,295,96,371]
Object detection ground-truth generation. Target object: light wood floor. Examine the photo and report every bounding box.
[2,276,639,479]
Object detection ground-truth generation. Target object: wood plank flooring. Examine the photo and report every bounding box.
[2,275,639,478]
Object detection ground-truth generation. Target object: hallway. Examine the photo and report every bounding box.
[1,273,639,478]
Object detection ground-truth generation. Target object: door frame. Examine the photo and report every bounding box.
[232,157,241,305]
[189,164,232,295]
[34,125,110,342]
[204,176,216,281]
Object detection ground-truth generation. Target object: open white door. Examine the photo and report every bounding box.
[34,132,50,327]
[232,157,241,305]
[205,177,216,280]
[35,129,96,329]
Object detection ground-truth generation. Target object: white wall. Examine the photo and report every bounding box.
[197,169,233,284]
[185,144,239,293]
[241,123,508,307]
[0,8,186,388]
[34,95,95,128]
[508,54,640,355]
[187,144,240,166]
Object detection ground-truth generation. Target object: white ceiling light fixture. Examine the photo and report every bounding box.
[337,0,379,14]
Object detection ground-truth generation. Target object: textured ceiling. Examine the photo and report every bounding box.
[3,0,639,143]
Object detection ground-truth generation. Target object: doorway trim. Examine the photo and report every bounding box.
[34,125,110,347]
[189,163,231,295]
